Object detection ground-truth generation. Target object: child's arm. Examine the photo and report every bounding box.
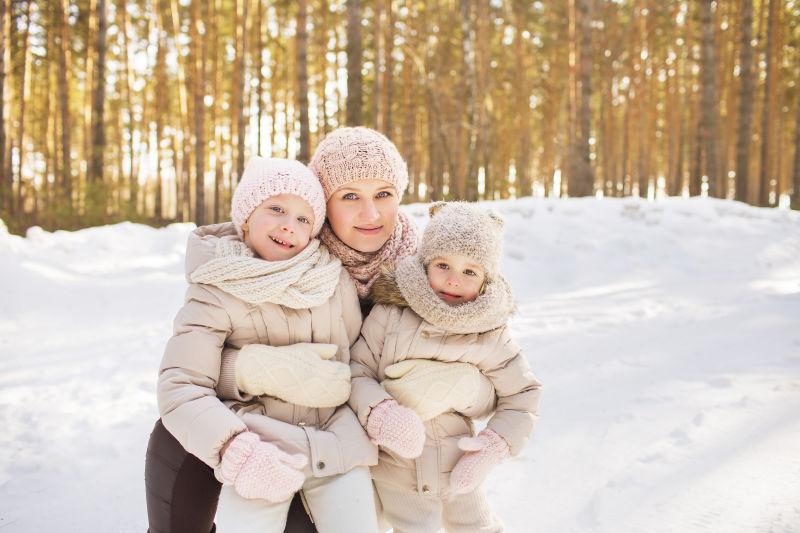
[349,304,426,458]
[157,283,248,469]
[478,327,542,456]
[347,304,395,426]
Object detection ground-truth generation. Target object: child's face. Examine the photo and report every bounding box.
[326,179,400,253]
[426,254,486,306]
[243,194,315,261]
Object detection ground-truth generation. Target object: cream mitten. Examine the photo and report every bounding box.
[236,343,351,408]
[382,359,491,421]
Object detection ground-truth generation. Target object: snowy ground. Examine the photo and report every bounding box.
[1,197,799,533]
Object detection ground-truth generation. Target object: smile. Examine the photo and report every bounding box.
[355,226,383,235]
[269,236,294,248]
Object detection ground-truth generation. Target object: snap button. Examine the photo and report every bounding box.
[421,331,430,339]
[421,485,431,494]
[317,461,326,470]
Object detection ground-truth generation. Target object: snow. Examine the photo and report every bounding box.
[1,197,799,532]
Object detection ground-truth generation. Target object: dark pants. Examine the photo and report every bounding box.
[145,419,317,533]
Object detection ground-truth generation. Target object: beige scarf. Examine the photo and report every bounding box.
[392,255,515,334]
[190,237,342,309]
[319,210,419,300]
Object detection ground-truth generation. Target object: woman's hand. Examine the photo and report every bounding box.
[236,343,351,407]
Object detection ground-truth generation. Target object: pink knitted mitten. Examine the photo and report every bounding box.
[216,432,307,502]
[450,429,510,495]
[366,399,426,459]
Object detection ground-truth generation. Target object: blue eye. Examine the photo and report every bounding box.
[342,193,358,200]
[376,191,393,199]
[298,216,310,225]
[269,206,283,213]
[437,263,449,270]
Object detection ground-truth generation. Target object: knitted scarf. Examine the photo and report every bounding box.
[319,210,419,299]
[190,237,342,309]
[391,255,515,334]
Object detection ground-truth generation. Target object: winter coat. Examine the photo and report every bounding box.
[157,223,377,480]
[348,271,541,496]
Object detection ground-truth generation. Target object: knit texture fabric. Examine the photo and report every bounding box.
[190,237,342,309]
[231,156,326,238]
[365,399,426,459]
[393,255,515,334]
[319,210,419,299]
[421,202,505,280]
[215,432,308,502]
[236,343,352,408]
[449,429,510,495]
[309,127,409,200]
[381,359,490,421]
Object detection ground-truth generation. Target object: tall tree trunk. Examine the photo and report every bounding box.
[512,2,531,198]
[735,0,755,203]
[758,0,777,206]
[57,0,72,211]
[346,0,362,125]
[0,0,6,211]
[88,0,108,215]
[234,0,248,182]
[191,0,207,225]
[212,0,222,221]
[153,0,167,221]
[15,0,32,213]
[382,0,393,135]
[296,0,310,162]
[255,0,263,155]
[792,99,800,210]
[698,0,720,197]
[169,0,190,220]
[461,0,478,201]
[570,0,594,196]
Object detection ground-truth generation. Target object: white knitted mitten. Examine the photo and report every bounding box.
[236,343,351,408]
[382,359,489,421]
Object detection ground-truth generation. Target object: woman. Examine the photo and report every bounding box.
[145,127,493,533]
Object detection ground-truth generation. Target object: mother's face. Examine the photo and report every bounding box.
[326,179,400,253]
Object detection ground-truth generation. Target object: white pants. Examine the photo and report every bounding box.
[373,480,503,533]
[216,466,379,533]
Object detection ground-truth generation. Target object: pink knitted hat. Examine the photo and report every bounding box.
[231,157,326,238]
[308,127,409,200]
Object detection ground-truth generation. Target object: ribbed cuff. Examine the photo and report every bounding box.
[218,347,247,401]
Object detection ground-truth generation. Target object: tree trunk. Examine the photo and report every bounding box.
[570,0,594,197]
[15,0,32,213]
[698,0,719,197]
[461,0,478,201]
[88,0,108,215]
[792,99,800,210]
[346,0,362,125]
[382,0,393,135]
[758,0,777,206]
[234,0,248,182]
[296,0,310,162]
[0,0,6,211]
[734,0,755,202]
[191,0,207,225]
[56,0,72,211]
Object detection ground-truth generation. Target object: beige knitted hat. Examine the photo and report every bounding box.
[308,127,409,200]
[419,202,505,280]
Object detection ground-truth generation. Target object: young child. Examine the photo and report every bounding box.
[349,202,542,533]
[157,157,378,533]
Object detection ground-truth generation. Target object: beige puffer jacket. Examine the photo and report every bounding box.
[348,272,541,496]
[157,223,377,479]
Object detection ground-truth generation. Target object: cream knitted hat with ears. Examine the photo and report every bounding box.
[231,156,326,238]
[420,202,505,280]
[308,127,409,200]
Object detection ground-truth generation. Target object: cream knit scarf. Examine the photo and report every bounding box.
[393,255,515,334]
[319,210,419,299]
[190,237,342,309]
